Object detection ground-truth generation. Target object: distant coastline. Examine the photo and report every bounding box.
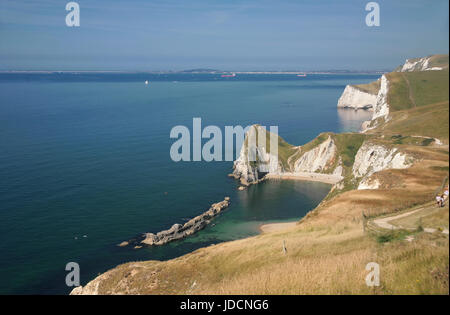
[0,70,387,75]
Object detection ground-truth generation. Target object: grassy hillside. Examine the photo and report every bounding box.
[368,69,449,142]
[386,70,449,111]
[379,101,449,141]
[429,54,449,69]
[352,79,381,95]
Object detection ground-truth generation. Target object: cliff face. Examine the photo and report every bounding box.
[370,75,390,120]
[233,127,365,187]
[336,74,389,133]
[361,75,390,132]
[396,56,444,72]
[352,141,412,190]
[293,136,338,173]
[232,127,348,185]
[232,124,416,193]
[232,125,284,184]
[338,55,448,133]
[337,85,378,110]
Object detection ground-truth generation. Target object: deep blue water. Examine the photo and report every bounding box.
[0,73,378,294]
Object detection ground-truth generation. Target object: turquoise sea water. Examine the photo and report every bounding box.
[0,73,378,294]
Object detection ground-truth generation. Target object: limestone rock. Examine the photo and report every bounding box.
[352,141,413,190]
[293,136,337,173]
[361,75,390,132]
[337,85,377,110]
[397,56,443,72]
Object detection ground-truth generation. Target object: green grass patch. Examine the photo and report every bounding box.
[352,79,380,95]
[431,166,449,172]
[376,230,411,244]
[300,132,330,153]
[387,70,449,112]
[382,101,449,141]
[333,133,366,168]
[262,127,297,170]
[390,135,435,146]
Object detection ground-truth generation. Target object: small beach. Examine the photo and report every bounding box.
[259,221,298,233]
[265,172,342,185]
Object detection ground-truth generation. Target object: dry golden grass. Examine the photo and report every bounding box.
[390,203,449,230]
[87,214,448,295]
[368,101,449,142]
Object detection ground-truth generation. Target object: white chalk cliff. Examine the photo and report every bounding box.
[293,136,337,173]
[232,126,415,193]
[337,85,377,110]
[398,56,443,72]
[370,75,390,121]
[233,125,283,184]
[233,128,344,185]
[361,75,390,132]
[352,141,412,190]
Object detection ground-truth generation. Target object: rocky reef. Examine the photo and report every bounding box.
[142,198,230,246]
[121,198,230,247]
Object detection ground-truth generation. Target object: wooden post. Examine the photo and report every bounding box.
[282,240,287,255]
[362,211,367,233]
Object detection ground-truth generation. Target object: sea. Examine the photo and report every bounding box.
[0,72,378,294]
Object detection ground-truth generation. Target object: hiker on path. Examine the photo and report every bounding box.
[436,195,443,207]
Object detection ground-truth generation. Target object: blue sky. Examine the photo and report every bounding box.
[0,0,448,70]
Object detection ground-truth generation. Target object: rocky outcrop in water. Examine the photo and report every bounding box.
[232,125,283,185]
[139,197,230,246]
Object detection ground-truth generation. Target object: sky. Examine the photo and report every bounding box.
[0,0,448,71]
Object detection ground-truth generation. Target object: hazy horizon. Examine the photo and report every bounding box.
[0,0,448,71]
[0,68,393,72]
